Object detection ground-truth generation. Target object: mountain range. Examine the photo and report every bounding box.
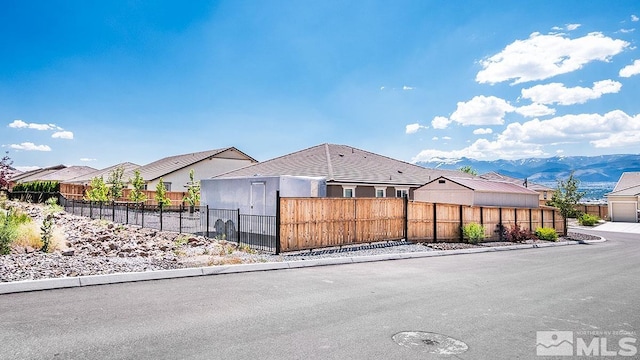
[418,154,640,183]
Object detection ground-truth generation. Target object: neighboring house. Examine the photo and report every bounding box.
[124,147,258,191]
[64,162,140,185]
[213,143,472,199]
[480,171,555,205]
[414,176,540,208]
[10,165,97,188]
[606,172,640,222]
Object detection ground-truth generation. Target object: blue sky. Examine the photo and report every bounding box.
[2,1,639,171]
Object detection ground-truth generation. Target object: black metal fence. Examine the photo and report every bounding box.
[58,196,278,253]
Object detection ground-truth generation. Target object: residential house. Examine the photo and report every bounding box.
[479,171,555,205]
[10,165,96,189]
[213,143,472,199]
[64,162,140,185]
[125,147,258,191]
[414,176,540,208]
[607,172,640,222]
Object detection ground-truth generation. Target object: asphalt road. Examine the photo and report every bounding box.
[1,230,638,360]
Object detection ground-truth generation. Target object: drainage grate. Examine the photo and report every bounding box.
[392,331,469,355]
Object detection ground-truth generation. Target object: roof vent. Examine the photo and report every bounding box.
[338,153,344,157]
[397,170,403,174]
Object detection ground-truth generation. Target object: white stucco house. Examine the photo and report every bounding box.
[607,172,640,222]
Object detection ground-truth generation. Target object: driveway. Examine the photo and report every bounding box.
[590,221,640,234]
[1,229,638,359]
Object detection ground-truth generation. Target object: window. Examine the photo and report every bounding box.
[543,191,548,200]
[163,182,171,191]
[396,188,408,198]
[343,187,355,198]
[375,188,386,198]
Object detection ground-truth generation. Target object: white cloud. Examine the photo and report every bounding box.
[520,80,622,105]
[402,85,415,90]
[380,86,385,90]
[566,24,581,31]
[431,116,451,129]
[432,137,439,140]
[405,123,428,134]
[476,32,629,84]
[80,158,97,162]
[9,142,52,151]
[514,103,556,117]
[8,119,61,131]
[449,96,514,126]
[52,131,74,139]
[412,110,640,161]
[473,128,493,135]
[632,15,639,22]
[442,136,452,140]
[619,59,640,77]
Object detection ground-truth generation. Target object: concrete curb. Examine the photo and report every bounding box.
[0,236,606,295]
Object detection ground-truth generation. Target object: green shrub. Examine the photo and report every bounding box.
[462,222,485,244]
[0,211,18,254]
[535,227,559,241]
[578,213,600,226]
[503,224,536,243]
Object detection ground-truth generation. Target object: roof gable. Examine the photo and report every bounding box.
[126,147,256,181]
[64,162,140,184]
[609,172,640,196]
[215,143,472,185]
[424,176,539,195]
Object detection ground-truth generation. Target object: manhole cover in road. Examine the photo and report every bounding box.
[392,331,469,355]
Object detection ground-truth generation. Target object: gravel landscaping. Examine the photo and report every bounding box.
[0,201,601,283]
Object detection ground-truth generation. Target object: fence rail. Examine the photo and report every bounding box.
[278,197,565,252]
[9,191,565,254]
[58,197,278,253]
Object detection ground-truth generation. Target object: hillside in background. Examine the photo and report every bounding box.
[418,154,640,202]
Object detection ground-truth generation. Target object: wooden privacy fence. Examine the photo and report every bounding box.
[60,183,190,206]
[278,197,564,252]
[575,204,608,220]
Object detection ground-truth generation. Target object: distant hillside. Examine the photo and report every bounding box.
[417,154,640,183]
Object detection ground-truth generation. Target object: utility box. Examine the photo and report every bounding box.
[201,175,327,215]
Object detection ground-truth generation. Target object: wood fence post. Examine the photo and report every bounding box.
[433,203,437,242]
[499,207,503,241]
[275,191,281,254]
[529,208,532,231]
[459,205,463,242]
[403,195,409,241]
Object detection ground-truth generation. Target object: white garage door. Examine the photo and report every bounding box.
[611,202,638,222]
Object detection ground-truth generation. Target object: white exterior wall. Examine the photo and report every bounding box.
[143,157,254,191]
[607,195,639,222]
[474,191,540,208]
[413,182,474,205]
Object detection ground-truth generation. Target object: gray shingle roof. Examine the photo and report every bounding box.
[480,171,554,192]
[125,147,256,181]
[64,162,140,184]
[434,176,539,194]
[15,166,97,183]
[10,165,66,182]
[215,143,471,185]
[609,172,640,196]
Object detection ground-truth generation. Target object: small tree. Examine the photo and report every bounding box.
[129,170,147,204]
[107,166,125,201]
[0,151,14,191]
[548,172,586,235]
[155,177,172,208]
[183,169,200,209]
[459,165,478,176]
[86,177,109,202]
